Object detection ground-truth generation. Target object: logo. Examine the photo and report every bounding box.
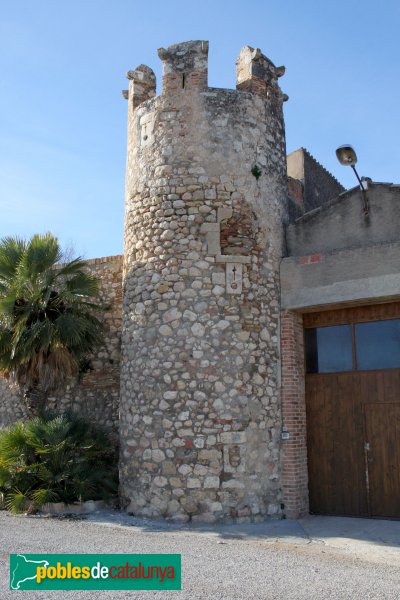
[10,554,181,590]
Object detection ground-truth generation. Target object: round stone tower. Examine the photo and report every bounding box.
[120,40,288,522]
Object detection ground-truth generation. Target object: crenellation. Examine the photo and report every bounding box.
[126,64,156,110]
[236,46,288,101]
[158,40,209,94]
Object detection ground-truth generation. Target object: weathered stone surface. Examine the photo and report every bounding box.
[187,478,201,489]
[119,40,287,523]
[154,476,168,487]
[191,323,205,337]
[152,449,166,463]
[204,476,220,489]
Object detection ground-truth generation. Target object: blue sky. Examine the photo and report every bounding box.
[1,1,399,258]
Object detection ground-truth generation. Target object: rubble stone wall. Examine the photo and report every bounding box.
[120,41,289,522]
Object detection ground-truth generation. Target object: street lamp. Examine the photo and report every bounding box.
[336,144,369,215]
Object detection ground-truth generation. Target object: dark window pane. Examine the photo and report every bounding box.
[305,329,318,373]
[305,325,353,373]
[355,319,400,370]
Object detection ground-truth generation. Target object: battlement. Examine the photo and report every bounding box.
[125,64,156,109]
[236,46,287,100]
[158,40,209,93]
[123,40,287,106]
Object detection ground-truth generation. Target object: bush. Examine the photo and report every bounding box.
[0,412,118,513]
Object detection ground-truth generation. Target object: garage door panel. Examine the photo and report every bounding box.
[364,403,400,518]
[382,370,400,404]
[306,376,328,513]
[306,373,368,516]
[336,373,367,516]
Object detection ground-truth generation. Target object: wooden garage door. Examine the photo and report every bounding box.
[304,303,400,518]
[364,402,400,518]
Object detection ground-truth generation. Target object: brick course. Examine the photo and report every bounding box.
[281,310,309,518]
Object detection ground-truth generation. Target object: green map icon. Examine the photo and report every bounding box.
[10,554,49,590]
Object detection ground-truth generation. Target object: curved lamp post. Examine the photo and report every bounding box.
[336,144,369,215]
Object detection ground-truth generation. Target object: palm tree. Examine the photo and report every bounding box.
[0,233,104,414]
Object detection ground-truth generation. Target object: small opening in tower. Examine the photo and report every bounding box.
[182,73,186,89]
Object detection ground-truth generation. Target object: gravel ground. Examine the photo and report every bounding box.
[1,511,400,599]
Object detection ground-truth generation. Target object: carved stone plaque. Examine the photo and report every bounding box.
[139,112,155,147]
[226,262,243,294]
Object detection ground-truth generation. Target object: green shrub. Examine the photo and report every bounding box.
[0,412,118,513]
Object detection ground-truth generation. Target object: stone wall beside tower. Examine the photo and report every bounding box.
[0,255,122,432]
[120,41,288,522]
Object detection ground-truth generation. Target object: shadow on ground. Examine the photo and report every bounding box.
[72,509,400,552]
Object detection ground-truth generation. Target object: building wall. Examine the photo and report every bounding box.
[287,184,400,256]
[282,241,400,311]
[279,182,400,518]
[287,148,344,216]
[281,310,308,518]
[120,41,289,523]
[282,185,400,311]
[0,255,123,433]
[301,149,344,211]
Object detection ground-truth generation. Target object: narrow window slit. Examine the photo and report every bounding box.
[182,73,186,89]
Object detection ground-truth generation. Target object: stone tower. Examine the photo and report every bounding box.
[120,41,288,522]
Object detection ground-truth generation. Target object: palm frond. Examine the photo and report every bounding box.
[18,233,62,279]
[0,237,26,281]
[55,258,87,277]
[31,487,59,506]
[64,272,100,297]
[0,422,31,463]
[6,488,32,514]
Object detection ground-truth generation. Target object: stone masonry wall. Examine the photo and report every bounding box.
[120,41,289,523]
[0,255,123,433]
